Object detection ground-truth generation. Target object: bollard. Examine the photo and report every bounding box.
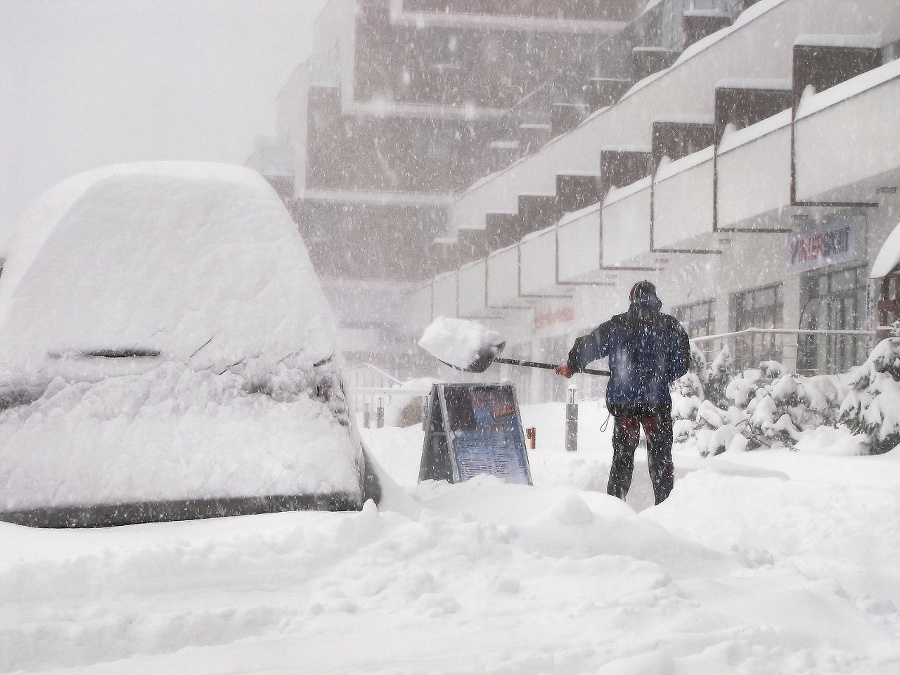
[565,388,578,452]
[526,427,537,449]
[376,398,384,428]
[363,401,371,429]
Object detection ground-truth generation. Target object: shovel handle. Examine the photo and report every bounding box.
[493,357,610,377]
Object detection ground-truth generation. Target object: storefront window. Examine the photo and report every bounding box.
[798,266,867,374]
[674,299,715,338]
[730,283,783,369]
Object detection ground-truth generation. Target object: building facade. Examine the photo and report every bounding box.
[256,0,655,376]
[404,0,900,404]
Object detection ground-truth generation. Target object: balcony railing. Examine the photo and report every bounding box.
[496,0,744,141]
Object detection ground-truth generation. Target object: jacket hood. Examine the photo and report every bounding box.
[630,293,662,312]
[628,280,662,312]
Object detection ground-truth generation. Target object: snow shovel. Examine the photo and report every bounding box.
[418,316,610,376]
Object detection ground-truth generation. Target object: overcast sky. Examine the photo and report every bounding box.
[0,0,327,239]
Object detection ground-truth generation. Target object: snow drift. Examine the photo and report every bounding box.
[0,162,375,525]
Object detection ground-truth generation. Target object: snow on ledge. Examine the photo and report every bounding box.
[796,58,900,120]
[460,0,788,205]
[604,176,652,206]
[654,146,714,183]
[521,223,557,244]
[559,201,603,227]
[488,241,520,257]
[580,105,612,127]
[460,258,485,272]
[718,109,792,154]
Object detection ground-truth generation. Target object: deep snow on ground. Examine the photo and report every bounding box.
[2,400,900,674]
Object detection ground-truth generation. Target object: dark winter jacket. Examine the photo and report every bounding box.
[566,295,690,407]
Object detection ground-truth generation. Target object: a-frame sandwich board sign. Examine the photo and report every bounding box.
[418,383,532,485]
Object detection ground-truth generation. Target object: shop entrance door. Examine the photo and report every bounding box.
[798,266,866,374]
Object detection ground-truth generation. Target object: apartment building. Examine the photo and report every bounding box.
[404,0,900,404]
[256,0,653,374]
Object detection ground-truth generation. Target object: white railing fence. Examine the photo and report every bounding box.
[689,327,874,376]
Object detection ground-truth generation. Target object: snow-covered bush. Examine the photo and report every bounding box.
[672,350,848,456]
[839,323,900,455]
[704,345,735,408]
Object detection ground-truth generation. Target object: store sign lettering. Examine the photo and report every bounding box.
[787,218,858,274]
[534,307,575,330]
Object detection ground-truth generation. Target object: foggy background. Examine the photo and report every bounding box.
[0,0,328,243]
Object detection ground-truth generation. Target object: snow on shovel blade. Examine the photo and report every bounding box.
[418,316,506,372]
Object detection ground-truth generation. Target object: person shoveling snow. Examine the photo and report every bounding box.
[556,280,690,505]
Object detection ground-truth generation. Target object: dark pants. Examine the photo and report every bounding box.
[607,404,674,505]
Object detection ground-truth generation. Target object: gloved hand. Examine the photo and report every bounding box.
[555,364,574,378]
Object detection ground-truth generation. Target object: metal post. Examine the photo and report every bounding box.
[376,398,384,428]
[565,387,578,452]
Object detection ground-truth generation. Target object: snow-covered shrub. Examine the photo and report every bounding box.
[839,323,900,455]
[670,344,711,443]
[671,352,849,456]
[704,346,736,407]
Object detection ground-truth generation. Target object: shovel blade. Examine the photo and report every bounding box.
[452,341,505,373]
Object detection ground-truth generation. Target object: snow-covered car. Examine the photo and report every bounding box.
[0,162,380,526]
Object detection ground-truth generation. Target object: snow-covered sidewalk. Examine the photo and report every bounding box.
[2,401,899,673]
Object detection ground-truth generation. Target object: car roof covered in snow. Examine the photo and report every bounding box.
[0,162,336,380]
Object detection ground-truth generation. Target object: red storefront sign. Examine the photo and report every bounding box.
[787,216,859,274]
[534,307,575,330]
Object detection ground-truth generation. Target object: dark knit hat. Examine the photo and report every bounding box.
[629,280,657,302]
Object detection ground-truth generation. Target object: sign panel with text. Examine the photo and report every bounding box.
[787,214,864,274]
[418,383,532,485]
